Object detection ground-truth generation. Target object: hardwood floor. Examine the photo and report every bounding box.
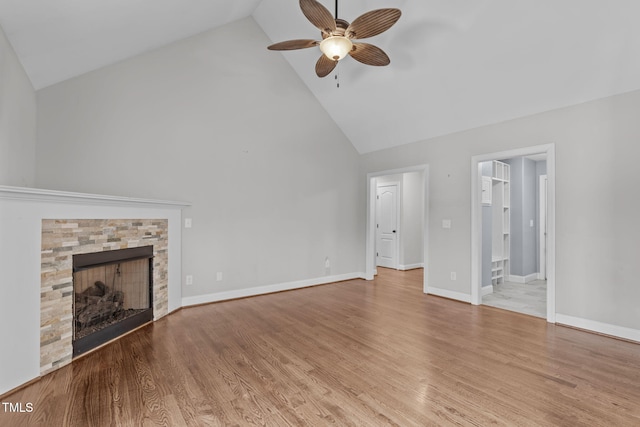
[2,268,640,426]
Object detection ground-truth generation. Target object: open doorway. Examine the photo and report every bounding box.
[471,144,556,323]
[478,155,548,318]
[366,165,429,292]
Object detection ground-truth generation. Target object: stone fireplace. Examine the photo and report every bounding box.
[41,219,169,375]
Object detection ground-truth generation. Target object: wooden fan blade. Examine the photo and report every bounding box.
[268,39,318,51]
[300,0,336,35]
[315,54,337,77]
[346,9,401,39]
[349,43,390,66]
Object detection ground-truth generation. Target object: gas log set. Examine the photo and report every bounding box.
[75,280,128,339]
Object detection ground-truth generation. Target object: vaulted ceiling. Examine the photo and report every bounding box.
[2,0,639,153]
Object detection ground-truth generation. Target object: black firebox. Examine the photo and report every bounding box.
[72,246,153,356]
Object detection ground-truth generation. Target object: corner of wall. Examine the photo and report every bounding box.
[0,24,37,187]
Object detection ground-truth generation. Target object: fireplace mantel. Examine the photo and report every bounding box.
[0,185,189,396]
[0,185,190,208]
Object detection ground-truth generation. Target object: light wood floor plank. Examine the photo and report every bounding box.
[2,268,639,426]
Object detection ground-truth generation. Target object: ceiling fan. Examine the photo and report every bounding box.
[267,0,401,78]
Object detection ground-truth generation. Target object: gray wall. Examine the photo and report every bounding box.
[0,26,36,187]
[507,157,537,277]
[360,89,640,331]
[401,171,424,267]
[35,17,364,298]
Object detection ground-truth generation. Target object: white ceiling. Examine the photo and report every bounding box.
[2,0,640,154]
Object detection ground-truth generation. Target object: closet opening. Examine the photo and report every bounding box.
[471,145,556,323]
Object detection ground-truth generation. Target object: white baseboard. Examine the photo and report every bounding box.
[398,263,424,271]
[481,285,493,297]
[508,273,539,283]
[425,286,471,303]
[555,314,640,343]
[181,272,365,307]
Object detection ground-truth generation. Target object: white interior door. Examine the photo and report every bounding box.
[539,175,548,280]
[376,184,399,269]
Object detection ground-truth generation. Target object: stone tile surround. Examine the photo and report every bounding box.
[40,219,169,375]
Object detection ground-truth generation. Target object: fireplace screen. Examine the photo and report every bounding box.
[73,246,153,356]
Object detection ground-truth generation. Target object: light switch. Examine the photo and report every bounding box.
[185,218,192,228]
[530,219,534,227]
[443,219,451,229]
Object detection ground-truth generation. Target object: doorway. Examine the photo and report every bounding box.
[471,144,556,323]
[366,165,429,292]
[375,182,400,269]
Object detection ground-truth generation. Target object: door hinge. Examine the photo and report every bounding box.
[376,195,379,200]
[376,224,379,228]
[376,252,379,257]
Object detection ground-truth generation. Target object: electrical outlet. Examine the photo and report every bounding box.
[450,272,457,281]
[185,218,192,228]
[325,257,330,268]
[186,275,193,285]
[216,272,222,281]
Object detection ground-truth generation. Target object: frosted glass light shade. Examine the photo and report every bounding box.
[319,36,353,61]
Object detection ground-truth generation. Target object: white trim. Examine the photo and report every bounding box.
[507,273,539,283]
[556,314,640,343]
[366,165,429,295]
[481,285,494,296]
[470,143,556,324]
[537,272,545,280]
[182,272,365,307]
[0,185,190,208]
[539,175,548,280]
[426,286,471,303]
[398,263,424,271]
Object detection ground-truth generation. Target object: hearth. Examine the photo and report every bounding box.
[72,246,154,356]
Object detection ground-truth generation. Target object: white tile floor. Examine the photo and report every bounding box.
[482,280,547,318]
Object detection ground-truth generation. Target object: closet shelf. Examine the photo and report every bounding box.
[489,160,510,286]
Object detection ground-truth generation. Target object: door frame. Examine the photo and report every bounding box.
[470,144,556,323]
[366,165,429,293]
[539,175,548,280]
[375,181,401,270]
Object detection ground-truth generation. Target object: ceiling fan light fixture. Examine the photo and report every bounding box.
[319,36,353,61]
[267,0,401,77]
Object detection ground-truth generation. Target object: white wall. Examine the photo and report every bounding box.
[360,89,640,333]
[401,171,424,268]
[0,26,36,186]
[35,17,364,301]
